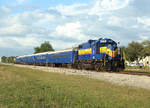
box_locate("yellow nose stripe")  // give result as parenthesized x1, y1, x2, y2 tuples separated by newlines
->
(100, 47, 118, 57)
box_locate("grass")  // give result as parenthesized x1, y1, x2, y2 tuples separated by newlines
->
(125, 69, 150, 73)
(125, 66, 150, 73)
(0, 64, 150, 108)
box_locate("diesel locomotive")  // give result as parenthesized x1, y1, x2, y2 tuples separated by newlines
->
(16, 38, 125, 72)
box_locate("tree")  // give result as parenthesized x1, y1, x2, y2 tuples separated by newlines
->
(34, 41, 54, 54)
(119, 46, 128, 61)
(1, 56, 16, 63)
(141, 40, 150, 57)
(8, 56, 16, 63)
(1, 56, 7, 63)
(34, 47, 41, 54)
(126, 41, 143, 62)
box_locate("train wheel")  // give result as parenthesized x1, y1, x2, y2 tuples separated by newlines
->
(112, 67, 119, 72)
(78, 63, 82, 70)
(67, 64, 72, 69)
(95, 64, 100, 72)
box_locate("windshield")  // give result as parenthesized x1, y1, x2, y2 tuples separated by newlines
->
(112, 44, 117, 48)
(100, 43, 106, 47)
(97, 42, 117, 48)
(107, 43, 117, 47)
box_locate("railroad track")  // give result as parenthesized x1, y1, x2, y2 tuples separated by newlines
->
(2, 63, 150, 77)
(95, 70, 150, 77)
(118, 71, 150, 77)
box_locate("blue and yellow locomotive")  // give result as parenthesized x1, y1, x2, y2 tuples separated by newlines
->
(16, 38, 124, 71)
(76, 38, 124, 71)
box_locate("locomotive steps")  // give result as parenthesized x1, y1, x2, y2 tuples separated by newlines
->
(3, 63, 150, 90)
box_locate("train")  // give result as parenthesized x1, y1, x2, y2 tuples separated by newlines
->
(16, 38, 125, 72)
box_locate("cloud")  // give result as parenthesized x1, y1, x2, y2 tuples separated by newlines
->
(53, 21, 86, 40)
(12, 36, 39, 47)
(139, 34, 149, 40)
(107, 16, 122, 26)
(1, 6, 11, 13)
(0, 6, 11, 17)
(16, 0, 26, 5)
(137, 17, 150, 27)
(0, 24, 29, 36)
(131, 0, 150, 16)
(100, 0, 130, 10)
(89, 0, 131, 16)
(51, 40, 78, 50)
(55, 3, 89, 16)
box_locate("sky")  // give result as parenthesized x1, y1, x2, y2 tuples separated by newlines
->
(0, 0, 150, 57)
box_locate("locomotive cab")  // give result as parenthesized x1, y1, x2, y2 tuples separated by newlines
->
(95, 39, 118, 60)
(93, 38, 123, 71)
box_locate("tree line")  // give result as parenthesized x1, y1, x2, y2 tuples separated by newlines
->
(121, 40, 150, 62)
(1, 56, 16, 63)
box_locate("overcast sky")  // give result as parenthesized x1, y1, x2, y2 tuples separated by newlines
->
(0, 0, 150, 57)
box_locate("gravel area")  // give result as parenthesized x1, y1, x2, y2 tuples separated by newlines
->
(4, 63, 150, 90)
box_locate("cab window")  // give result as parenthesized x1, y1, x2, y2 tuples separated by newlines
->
(107, 44, 111, 47)
(100, 43, 106, 47)
(112, 44, 117, 47)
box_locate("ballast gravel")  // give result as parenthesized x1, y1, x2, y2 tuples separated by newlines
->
(4, 64, 150, 90)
